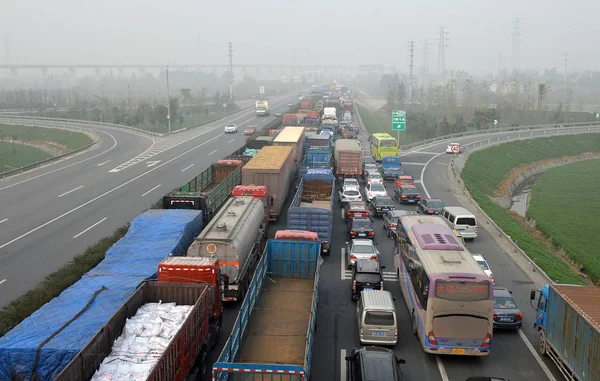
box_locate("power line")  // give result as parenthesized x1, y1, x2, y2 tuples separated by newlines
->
(227, 42, 234, 103)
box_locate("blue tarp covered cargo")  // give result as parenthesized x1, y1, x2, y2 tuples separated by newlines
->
(0, 209, 203, 381)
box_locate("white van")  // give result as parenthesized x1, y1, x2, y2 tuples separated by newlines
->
(356, 290, 397, 346)
(441, 206, 478, 240)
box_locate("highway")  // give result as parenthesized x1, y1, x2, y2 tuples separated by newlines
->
(0, 93, 297, 306)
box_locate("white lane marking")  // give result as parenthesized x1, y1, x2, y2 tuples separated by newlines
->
(340, 209, 345, 219)
(58, 185, 84, 198)
(401, 162, 427, 166)
(340, 248, 347, 280)
(0, 279, 6, 285)
(146, 160, 161, 167)
(518, 329, 558, 381)
(340, 349, 347, 381)
(0, 133, 224, 250)
(73, 217, 107, 239)
(436, 356, 450, 381)
(209, 149, 218, 156)
(181, 164, 194, 172)
(420, 152, 446, 198)
(141, 184, 161, 197)
(0, 218, 8, 225)
(0, 129, 119, 192)
(96, 160, 112, 167)
(228, 138, 235, 144)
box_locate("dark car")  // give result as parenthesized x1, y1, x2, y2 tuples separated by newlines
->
(345, 346, 406, 381)
(493, 287, 523, 329)
(417, 198, 445, 215)
(351, 260, 385, 301)
(344, 201, 370, 220)
(383, 210, 407, 239)
(394, 185, 421, 204)
(347, 217, 375, 240)
(368, 196, 396, 217)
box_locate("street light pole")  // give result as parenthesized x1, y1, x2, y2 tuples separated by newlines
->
(166, 65, 171, 133)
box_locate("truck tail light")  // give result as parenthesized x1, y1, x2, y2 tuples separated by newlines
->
(352, 280, 356, 291)
(427, 331, 438, 346)
(481, 333, 492, 348)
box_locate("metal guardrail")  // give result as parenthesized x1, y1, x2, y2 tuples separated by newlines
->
(448, 124, 600, 285)
(1, 138, 99, 179)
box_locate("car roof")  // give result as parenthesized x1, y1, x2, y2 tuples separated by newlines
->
(374, 196, 393, 202)
(352, 239, 375, 245)
(352, 217, 371, 223)
(401, 185, 418, 190)
(493, 288, 513, 297)
(387, 210, 405, 217)
(368, 172, 382, 176)
(398, 175, 413, 179)
(347, 201, 367, 208)
(471, 254, 486, 261)
(343, 185, 360, 190)
(426, 198, 443, 202)
(356, 260, 381, 273)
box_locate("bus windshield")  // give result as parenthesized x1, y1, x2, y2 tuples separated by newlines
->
(379, 139, 397, 147)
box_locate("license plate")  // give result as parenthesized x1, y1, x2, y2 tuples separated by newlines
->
(359, 233, 366, 237)
(382, 209, 389, 211)
(451, 348, 466, 355)
(373, 331, 385, 337)
(500, 317, 512, 322)
(458, 229, 465, 233)
(364, 288, 373, 291)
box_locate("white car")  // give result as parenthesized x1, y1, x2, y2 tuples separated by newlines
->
(367, 172, 383, 185)
(365, 183, 388, 201)
(472, 254, 494, 284)
(343, 178, 360, 188)
(339, 186, 363, 204)
(224, 122, 238, 133)
(446, 142, 461, 154)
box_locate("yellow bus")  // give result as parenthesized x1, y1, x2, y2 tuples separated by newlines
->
(369, 133, 398, 161)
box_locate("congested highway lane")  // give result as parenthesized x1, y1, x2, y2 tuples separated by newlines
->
(0, 94, 297, 306)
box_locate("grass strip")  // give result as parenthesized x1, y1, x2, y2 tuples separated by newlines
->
(527, 159, 600, 283)
(0, 124, 92, 150)
(0, 142, 52, 172)
(355, 104, 418, 144)
(0, 225, 129, 337)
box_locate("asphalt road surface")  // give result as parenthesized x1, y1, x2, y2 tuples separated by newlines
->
(204, 126, 600, 381)
(0, 93, 297, 306)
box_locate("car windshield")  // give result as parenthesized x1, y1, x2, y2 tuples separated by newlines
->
(226, 123, 235, 127)
(376, 197, 393, 205)
(403, 187, 418, 193)
(353, 219, 372, 228)
(369, 174, 382, 180)
(428, 200, 444, 208)
(364, 311, 395, 325)
(476, 260, 490, 271)
(370, 184, 385, 192)
(345, 180, 359, 187)
(352, 244, 375, 253)
(494, 296, 517, 309)
(345, 189, 360, 196)
(355, 273, 381, 283)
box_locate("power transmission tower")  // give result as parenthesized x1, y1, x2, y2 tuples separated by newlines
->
(408, 41, 415, 103)
(227, 42, 234, 103)
(511, 17, 521, 73)
(562, 52, 569, 85)
(436, 27, 449, 78)
(421, 39, 429, 75)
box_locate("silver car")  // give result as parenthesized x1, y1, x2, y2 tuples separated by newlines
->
(346, 239, 379, 269)
(339, 186, 363, 204)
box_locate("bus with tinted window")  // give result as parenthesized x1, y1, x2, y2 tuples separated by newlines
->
(369, 133, 398, 161)
(393, 215, 493, 356)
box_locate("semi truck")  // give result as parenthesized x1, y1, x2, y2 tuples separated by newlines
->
(231, 185, 271, 233)
(163, 160, 242, 223)
(272, 126, 306, 166)
(187, 196, 267, 302)
(213, 231, 321, 381)
(380, 156, 404, 180)
(323, 107, 337, 120)
(255, 99, 270, 116)
(334, 139, 362, 180)
(288, 169, 335, 254)
(55, 281, 217, 381)
(296, 147, 333, 188)
(242, 146, 296, 221)
(530, 284, 600, 381)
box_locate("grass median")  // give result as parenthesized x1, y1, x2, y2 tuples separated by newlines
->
(527, 159, 600, 283)
(0, 141, 52, 172)
(0, 225, 129, 337)
(461, 133, 600, 284)
(0, 124, 92, 150)
(355, 104, 419, 144)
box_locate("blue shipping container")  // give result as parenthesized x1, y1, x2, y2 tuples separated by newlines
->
(213, 238, 321, 381)
(0, 210, 203, 381)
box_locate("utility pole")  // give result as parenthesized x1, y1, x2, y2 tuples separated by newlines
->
(421, 39, 429, 76)
(227, 42, 234, 104)
(436, 27, 449, 79)
(408, 41, 415, 103)
(511, 17, 521, 74)
(165, 65, 171, 133)
(562, 52, 569, 85)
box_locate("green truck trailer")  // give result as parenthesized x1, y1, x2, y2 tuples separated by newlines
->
(162, 159, 242, 224)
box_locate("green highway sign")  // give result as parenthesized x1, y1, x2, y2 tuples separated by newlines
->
(494, 119, 498, 125)
(392, 110, 406, 131)
(596, 112, 599, 119)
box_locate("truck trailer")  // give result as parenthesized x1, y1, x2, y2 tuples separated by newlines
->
(255, 99, 270, 116)
(213, 231, 321, 381)
(288, 169, 335, 254)
(272, 126, 306, 166)
(296, 147, 333, 185)
(163, 160, 242, 223)
(531, 284, 600, 381)
(334, 139, 362, 179)
(187, 196, 267, 302)
(380, 156, 404, 180)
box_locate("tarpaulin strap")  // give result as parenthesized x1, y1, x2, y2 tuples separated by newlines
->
(29, 286, 108, 381)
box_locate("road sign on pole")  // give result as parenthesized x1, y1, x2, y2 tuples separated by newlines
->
(450, 144, 461, 154)
(259, 86, 265, 94)
(596, 112, 599, 119)
(392, 110, 406, 131)
(494, 119, 498, 126)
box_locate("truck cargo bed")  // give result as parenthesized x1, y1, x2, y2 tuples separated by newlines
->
(299, 200, 331, 210)
(239, 278, 314, 366)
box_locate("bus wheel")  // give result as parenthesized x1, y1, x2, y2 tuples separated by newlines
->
(411, 312, 418, 336)
(538, 330, 547, 356)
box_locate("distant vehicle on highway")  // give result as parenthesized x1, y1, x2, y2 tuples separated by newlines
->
(493, 288, 523, 330)
(472, 254, 494, 284)
(287, 103, 293, 107)
(275, 112, 283, 117)
(224, 122, 238, 133)
(417, 198, 444, 215)
(446, 142, 461, 154)
(244, 125, 257, 135)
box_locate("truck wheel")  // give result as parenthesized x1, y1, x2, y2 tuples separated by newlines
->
(198, 350, 209, 381)
(538, 330, 547, 356)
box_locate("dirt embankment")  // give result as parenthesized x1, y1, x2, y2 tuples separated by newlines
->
(0, 138, 70, 156)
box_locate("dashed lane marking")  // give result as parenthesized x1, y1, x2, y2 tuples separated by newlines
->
(73, 217, 107, 239)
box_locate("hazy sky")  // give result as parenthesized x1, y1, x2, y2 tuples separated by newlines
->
(1, 0, 598, 75)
